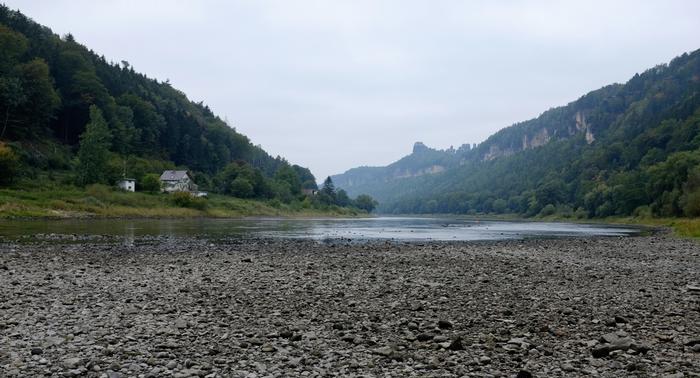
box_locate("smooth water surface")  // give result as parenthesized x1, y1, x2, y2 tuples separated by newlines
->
(0, 217, 640, 242)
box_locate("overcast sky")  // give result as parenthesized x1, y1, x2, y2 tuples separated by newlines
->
(5, 1, 700, 180)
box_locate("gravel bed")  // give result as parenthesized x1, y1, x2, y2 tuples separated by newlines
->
(0, 235, 699, 377)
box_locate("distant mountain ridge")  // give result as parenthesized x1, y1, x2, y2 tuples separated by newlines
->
(332, 142, 469, 192)
(332, 49, 700, 218)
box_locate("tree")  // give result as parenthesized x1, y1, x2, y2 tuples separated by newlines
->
(140, 173, 161, 193)
(76, 106, 112, 186)
(680, 166, 700, 216)
(321, 176, 335, 197)
(0, 142, 19, 186)
(16, 58, 60, 136)
(230, 176, 254, 198)
(336, 189, 351, 207)
(354, 194, 378, 213)
(274, 165, 301, 195)
(318, 176, 336, 205)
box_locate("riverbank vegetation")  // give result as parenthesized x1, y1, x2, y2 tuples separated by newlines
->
(0, 6, 377, 218)
(0, 179, 366, 219)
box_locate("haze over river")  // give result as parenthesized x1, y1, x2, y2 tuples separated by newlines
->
(0, 217, 639, 242)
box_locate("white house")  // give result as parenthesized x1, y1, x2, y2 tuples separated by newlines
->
(160, 170, 198, 193)
(117, 178, 136, 192)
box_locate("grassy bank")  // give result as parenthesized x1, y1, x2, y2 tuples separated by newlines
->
(597, 216, 700, 238)
(524, 213, 700, 238)
(0, 183, 365, 219)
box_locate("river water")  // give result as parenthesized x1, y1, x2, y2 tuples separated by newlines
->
(0, 217, 640, 242)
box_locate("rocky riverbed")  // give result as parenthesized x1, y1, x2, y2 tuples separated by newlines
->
(0, 234, 699, 377)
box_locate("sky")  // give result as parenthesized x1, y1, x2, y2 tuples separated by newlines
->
(5, 1, 700, 180)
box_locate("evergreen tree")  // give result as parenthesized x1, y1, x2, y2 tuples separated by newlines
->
(319, 176, 336, 205)
(76, 105, 111, 186)
(321, 176, 335, 197)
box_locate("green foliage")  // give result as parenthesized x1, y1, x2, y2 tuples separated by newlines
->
(274, 165, 301, 195)
(76, 106, 112, 186)
(0, 7, 318, 194)
(334, 50, 700, 219)
(0, 142, 19, 185)
(336, 189, 351, 207)
(354, 194, 378, 213)
(680, 166, 700, 216)
(140, 173, 161, 193)
(230, 176, 254, 198)
(171, 191, 207, 210)
(320, 177, 336, 205)
(539, 204, 556, 217)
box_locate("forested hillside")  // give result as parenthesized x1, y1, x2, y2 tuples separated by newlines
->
(332, 142, 471, 193)
(0, 5, 318, 198)
(335, 49, 700, 218)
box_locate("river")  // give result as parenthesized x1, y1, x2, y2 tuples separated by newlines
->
(0, 217, 640, 242)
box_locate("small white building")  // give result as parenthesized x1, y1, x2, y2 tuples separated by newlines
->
(117, 178, 136, 192)
(160, 170, 198, 193)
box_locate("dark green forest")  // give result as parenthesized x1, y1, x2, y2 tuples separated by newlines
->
(0, 5, 346, 207)
(335, 49, 700, 219)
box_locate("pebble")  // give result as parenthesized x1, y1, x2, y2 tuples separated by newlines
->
(0, 235, 698, 376)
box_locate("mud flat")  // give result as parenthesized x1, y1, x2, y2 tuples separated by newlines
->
(0, 234, 698, 377)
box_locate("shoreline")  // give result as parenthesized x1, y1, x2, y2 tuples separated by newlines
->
(1, 234, 698, 377)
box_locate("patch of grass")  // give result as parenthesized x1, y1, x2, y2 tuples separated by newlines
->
(0, 184, 366, 219)
(602, 216, 700, 238)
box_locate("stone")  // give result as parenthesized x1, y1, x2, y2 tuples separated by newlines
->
(630, 342, 652, 354)
(447, 337, 464, 351)
(62, 357, 82, 369)
(516, 371, 533, 378)
(30, 348, 43, 355)
(372, 346, 394, 357)
(591, 345, 610, 358)
(600, 333, 633, 351)
(416, 333, 433, 342)
(438, 319, 453, 329)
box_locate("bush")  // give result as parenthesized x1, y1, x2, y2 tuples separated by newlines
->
(681, 190, 700, 217)
(492, 198, 508, 214)
(0, 143, 20, 186)
(632, 205, 652, 218)
(230, 177, 254, 198)
(171, 191, 207, 210)
(140, 173, 162, 193)
(574, 207, 589, 219)
(538, 203, 556, 217)
(85, 184, 112, 200)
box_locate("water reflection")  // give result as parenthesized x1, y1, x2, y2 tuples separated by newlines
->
(0, 217, 640, 242)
